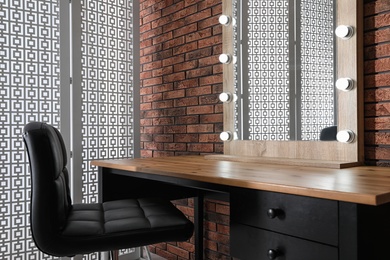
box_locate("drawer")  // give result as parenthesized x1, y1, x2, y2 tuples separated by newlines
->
(231, 189, 338, 245)
(231, 223, 338, 260)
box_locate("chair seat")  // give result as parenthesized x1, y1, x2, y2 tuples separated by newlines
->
(64, 198, 192, 236)
(55, 198, 193, 256)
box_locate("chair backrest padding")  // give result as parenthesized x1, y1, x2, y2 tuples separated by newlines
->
(23, 122, 72, 254)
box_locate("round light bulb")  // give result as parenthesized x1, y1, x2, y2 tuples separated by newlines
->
(219, 15, 231, 26)
(335, 25, 354, 39)
(220, 131, 232, 141)
(336, 78, 354, 91)
(336, 130, 356, 143)
(219, 54, 231, 64)
(219, 92, 232, 103)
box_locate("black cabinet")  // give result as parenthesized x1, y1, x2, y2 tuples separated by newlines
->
(231, 189, 390, 260)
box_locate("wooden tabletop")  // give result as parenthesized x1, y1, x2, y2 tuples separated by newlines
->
(91, 155, 390, 206)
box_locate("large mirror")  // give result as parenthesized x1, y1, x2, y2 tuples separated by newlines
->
(218, 0, 363, 167)
(233, 0, 335, 141)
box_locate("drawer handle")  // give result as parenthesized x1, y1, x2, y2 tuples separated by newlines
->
(267, 208, 283, 219)
(267, 249, 282, 259)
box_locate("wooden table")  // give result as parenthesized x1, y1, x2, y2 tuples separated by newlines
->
(92, 155, 390, 260)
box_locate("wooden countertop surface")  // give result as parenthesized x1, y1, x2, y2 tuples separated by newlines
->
(91, 155, 390, 206)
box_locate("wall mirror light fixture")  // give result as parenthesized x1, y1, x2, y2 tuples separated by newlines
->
(215, 0, 363, 168)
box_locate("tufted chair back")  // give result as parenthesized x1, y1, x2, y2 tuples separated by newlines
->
(23, 122, 72, 252)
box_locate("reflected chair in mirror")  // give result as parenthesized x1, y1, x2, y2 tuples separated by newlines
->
(23, 122, 194, 258)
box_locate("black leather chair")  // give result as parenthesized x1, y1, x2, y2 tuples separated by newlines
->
(23, 122, 194, 257)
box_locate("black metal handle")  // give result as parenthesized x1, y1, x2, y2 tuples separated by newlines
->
(267, 249, 281, 260)
(267, 208, 282, 219)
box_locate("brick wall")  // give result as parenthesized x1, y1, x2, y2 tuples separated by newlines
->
(139, 0, 390, 259)
(139, 0, 223, 159)
(139, 0, 227, 259)
(364, 0, 390, 167)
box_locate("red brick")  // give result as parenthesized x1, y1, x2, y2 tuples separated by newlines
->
(174, 97, 199, 107)
(142, 78, 162, 87)
(364, 0, 390, 16)
(186, 86, 212, 96)
(187, 105, 214, 114)
(175, 115, 199, 125)
(199, 94, 219, 105)
(153, 49, 174, 61)
(144, 142, 164, 150)
(365, 132, 390, 145)
(365, 103, 390, 117)
(364, 73, 390, 88)
(185, 9, 212, 24)
(186, 67, 213, 78)
(175, 78, 199, 89)
(163, 71, 186, 83)
(140, 102, 152, 111)
(153, 151, 175, 157)
(163, 36, 186, 50)
(167, 244, 190, 259)
(161, 1, 185, 16)
(216, 203, 230, 215)
(173, 42, 198, 55)
(151, 99, 173, 109)
(186, 28, 212, 42)
(365, 147, 390, 160)
(199, 134, 220, 142)
(217, 224, 230, 235)
(365, 117, 390, 130)
(154, 134, 174, 143)
(187, 143, 214, 152)
(174, 23, 198, 38)
(153, 83, 174, 93)
(200, 114, 222, 123)
(198, 35, 222, 48)
(185, 47, 213, 60)
(198, 0, 220, 10)
(205, 230, 229, 245)
(143, 126, 164, 134)
(364, 12, 390, 30)
(164, 143, 187, 151)
(163, 89, 186, 99)
(187, 124, 214, 133)
(142, 93, 163, 103)
(174, 60, 199, 72)
(199, 74, 222, 85)
(153, 117, 174, 125)
(164, 125, 187, 133)
(140, 118, 153, 127)
(174, 134, 199, 143)
(163, 54, 185, 67)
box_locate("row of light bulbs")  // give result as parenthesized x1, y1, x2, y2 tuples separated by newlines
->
(218, 15, 356, 143)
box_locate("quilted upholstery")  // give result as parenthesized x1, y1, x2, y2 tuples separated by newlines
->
(23, 122, 194, 257)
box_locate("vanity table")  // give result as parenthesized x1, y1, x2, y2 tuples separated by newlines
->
(92, 155, 390, 260)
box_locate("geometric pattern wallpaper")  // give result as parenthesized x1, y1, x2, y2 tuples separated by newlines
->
(80, 0, 136, 258)
(80, 0, 135, 205)
(300, 0, 334, 140)
(0, 0, 136, 259)
(247, 0, 290, 141)
(0, 1, 61, 259)
(238, 0, 335, 141)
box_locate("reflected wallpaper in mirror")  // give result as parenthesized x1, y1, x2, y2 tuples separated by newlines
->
(233, 0, 335, 141)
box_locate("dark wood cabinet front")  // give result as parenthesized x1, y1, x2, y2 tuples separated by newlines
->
(231, 189, 390, 260)
(231, 223, 338, 260)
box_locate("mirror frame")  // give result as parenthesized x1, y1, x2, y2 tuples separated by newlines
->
(218, 0, 364, 168)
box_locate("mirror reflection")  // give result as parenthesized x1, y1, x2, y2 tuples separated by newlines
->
(233, 0, 336, 141)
